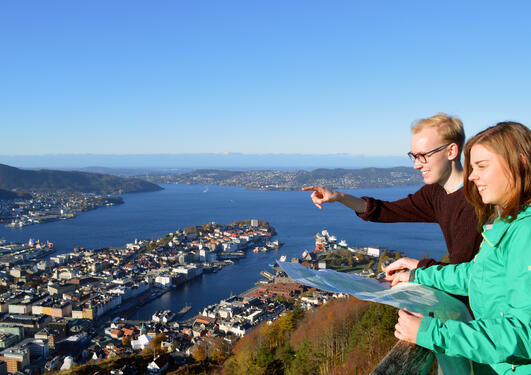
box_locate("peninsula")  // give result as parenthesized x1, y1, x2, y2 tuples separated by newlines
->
(0, 163, 163, 195)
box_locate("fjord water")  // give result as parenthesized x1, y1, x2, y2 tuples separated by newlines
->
(0, 184, 445, 319)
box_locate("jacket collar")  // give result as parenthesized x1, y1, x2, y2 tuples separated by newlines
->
(482, 205, 531, 247)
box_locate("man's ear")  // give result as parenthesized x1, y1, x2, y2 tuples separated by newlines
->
(447, 143, 459, 161)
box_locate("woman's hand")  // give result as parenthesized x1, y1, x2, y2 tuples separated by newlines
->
(385, 257, 419, 277)
(387, 269, 411, 287)
(394, 308, 424, 344)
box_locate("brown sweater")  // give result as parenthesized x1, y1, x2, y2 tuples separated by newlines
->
(357, 184, 482, 267)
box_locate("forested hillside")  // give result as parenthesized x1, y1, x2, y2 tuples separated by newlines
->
(220, 297, 397, 375)
(0, 163, 162, 194)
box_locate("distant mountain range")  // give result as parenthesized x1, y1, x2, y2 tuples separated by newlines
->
(0, 153, 411, 169)
(142, 167, 424, 190)
(0, 164, 163, 195)
(72, 166, 191, 177)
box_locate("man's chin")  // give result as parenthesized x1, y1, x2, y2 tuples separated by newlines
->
(423, 176, 436, 185)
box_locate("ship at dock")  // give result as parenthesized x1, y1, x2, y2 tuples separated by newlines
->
(217, 251, 245, 260)
(252, 240, 284, 254)
(202, 263, 222, 273)
(150, 306, 192, 324)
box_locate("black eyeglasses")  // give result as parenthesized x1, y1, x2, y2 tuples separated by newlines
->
(408, 143, 452, 164)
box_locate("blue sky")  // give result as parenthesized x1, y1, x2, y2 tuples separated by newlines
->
(1, 1, 531, 157)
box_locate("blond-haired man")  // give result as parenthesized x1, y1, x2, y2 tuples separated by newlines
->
(303, 113, 482, 284)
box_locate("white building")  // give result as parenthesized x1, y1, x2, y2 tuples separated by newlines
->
(199, 249, 217, 262)
(231, 323, 250, 337)
(155, 275, 172, 288)
(173, 265, 203, 280)
(367, 247, 381, 257)
(60, 356, 75, 370)
(131, 334, 152, 351)
(147, 355, 169, 374)
(109, 282, 149, 300)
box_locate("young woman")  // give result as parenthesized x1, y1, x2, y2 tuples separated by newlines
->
(393, 122, 531, 374)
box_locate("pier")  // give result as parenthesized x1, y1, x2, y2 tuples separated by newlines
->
(177, 305, 192, 316)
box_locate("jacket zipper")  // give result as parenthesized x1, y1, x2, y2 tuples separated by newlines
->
(468, 239, 484, 312)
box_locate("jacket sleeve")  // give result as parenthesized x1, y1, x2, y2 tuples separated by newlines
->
(412, 262, 472, 296)
(416, 222, 531, 364)
(357, 185, 437, 223)
(416, 316, 531, 364)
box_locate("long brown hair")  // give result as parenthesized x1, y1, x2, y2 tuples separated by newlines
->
(464, 121, 531, 228)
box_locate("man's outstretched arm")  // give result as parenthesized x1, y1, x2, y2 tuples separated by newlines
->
(302, 186, 367, 213)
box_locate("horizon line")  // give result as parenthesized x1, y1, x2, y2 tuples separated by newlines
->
(0, 152, 406, 157)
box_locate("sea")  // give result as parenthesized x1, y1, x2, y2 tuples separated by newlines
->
(0, 184, 446, 320)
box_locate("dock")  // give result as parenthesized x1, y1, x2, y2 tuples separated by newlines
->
(260, 270, 275, 280)
(177, 305, 192, 315)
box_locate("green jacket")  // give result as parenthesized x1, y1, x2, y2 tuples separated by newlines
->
(412, 205, 531, 374)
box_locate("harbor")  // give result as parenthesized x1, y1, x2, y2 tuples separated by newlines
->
(0, 184, 446, 325)
(0, 184, 449, 373)
(0, 238, 56, 264)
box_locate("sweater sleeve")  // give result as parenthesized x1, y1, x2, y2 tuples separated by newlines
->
(417, 258, 447, 268)
(357, 185, 437, 223)
(416, 221, 531, 365)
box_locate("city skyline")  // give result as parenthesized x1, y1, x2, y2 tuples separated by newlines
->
(2, 1, 531, 157)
